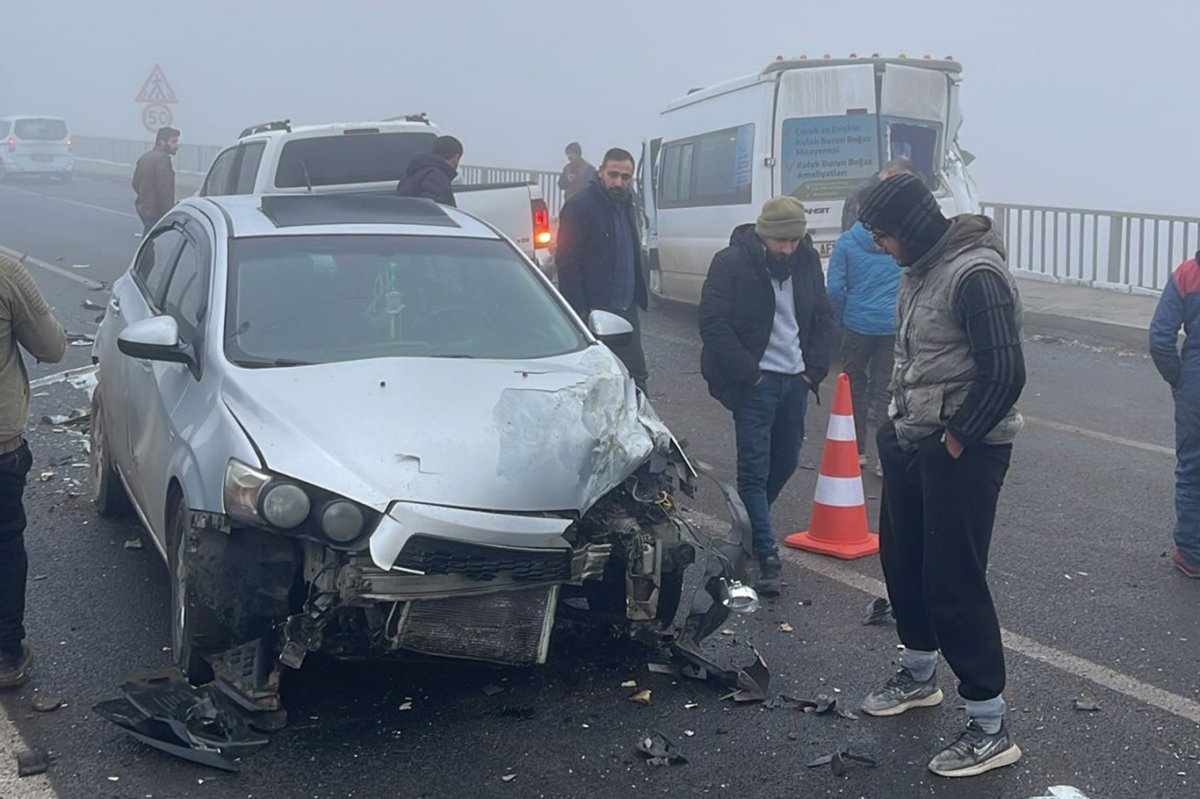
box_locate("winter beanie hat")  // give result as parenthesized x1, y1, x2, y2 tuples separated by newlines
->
(858, 173, 950, 261)
(755, 196, 808, 240)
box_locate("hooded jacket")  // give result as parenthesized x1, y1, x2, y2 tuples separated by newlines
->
(396, 153, 457, 207)
(699, 224, 835, 412)
(132, 146, 176, 221)
(827, 222, 901, 336)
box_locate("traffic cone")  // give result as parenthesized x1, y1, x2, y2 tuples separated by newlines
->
(784, 373, 879, 559)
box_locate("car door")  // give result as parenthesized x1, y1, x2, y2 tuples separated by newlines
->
(107, 223, 185, 484)
(127, 220, 212, 539)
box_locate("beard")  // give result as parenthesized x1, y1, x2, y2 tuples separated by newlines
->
(606, 186, 628, 202)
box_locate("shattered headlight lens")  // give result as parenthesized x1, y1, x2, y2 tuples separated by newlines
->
(223, 459, 272, 525)
(320, 500, 365, 542)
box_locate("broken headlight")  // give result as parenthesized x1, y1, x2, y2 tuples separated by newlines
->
(222, 459, 378, 547)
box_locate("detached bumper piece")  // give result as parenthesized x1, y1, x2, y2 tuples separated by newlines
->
(395, 535, 571, 582)
(94, 670, 269, 772)
(389, 585, 559, 665)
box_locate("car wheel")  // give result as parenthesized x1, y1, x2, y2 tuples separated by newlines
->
(169, 495, 228, 685)
(90, 388, 132, 517)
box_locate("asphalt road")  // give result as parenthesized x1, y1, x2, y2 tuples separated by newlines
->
(0, 175, 1195, 799)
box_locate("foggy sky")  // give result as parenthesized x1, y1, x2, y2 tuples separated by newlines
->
(7, 0, 1198, 216)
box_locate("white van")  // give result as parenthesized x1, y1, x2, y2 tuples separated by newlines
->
(0, 116, 74, 181)
(638, 56, 980, 304)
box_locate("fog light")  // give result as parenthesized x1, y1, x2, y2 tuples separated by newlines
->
(321, 500, 364, 542)
(261, 483, 310, 529)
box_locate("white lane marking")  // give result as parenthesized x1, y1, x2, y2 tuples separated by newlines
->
(0, 184, 139, 220)
(813, 475, 865, 507)
(0, 243, 105, 290)
(685, 508, 1200, 727)
(826, 413, 856, 442)
(1024, 414, 1174, 457)
(0, 704, 58, 797)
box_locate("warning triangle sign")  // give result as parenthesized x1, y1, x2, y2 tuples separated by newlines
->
(135, 64, 178, 104)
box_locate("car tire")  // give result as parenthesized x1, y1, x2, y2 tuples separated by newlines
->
(169, 496, 297, 685)
(90, 388, 132, 517)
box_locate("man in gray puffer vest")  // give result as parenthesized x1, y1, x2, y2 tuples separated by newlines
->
(855, 174, 1026, 779)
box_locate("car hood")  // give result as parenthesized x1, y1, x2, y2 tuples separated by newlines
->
(221, 346, 672, 515)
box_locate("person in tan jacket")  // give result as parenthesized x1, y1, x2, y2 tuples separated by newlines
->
(0, 255, 65, 687)
(132, 126, 180, 234)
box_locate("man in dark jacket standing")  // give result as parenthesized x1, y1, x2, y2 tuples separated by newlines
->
(396, 136, 463, 207)
(556, 148, 648, 392)
(1149, 253, 1200, 578)
(132, 126, 179, 234)
(698, 196, 834, 596)
(856, 173, 1025, 779)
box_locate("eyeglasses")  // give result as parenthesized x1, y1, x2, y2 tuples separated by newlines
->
(865, 224, 887, 246)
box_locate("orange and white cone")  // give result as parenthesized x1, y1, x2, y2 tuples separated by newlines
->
(784, 372, 880, 560)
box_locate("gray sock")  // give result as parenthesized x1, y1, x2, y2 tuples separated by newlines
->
(898, 648, 938, 682)
(965, 695, 1006, 734)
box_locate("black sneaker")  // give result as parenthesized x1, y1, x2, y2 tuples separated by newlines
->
(860, 667, 944, 716)
(756, 553, 782, 597)
(928, 719, 1022, 778)
(0, 643, 32, 688)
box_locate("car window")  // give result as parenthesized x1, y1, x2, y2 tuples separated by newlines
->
(225, 235, 587, 367)
(274, 132, 437, 188)
(162, 238, 206, 338)
(233, 142, 265, 195)
(202, 148, 238, 196)
(135, 227, 185, 308)
(13, 118, 67, 141)
(0, 122, 10, 138)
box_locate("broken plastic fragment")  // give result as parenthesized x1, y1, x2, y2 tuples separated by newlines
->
(629, 689, 652, 705)
(16, 749, 48, 777)
(399, 701, 414, 711)
(501, 774, 517, 782)
(683, 702, 699, 710)
(482, 684, 504, 697)
(863, 597, 893, 626)
(779, 622, 794, 633)
(1073, 698, 1102, 712)
(123, 538, 144, 550)
(38, 472, 54, 482)
(620, 680, 638, 689)
(635, 730, 688, 767)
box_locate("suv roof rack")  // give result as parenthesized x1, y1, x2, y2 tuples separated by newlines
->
(380, 113, 431, 125)
(238, 119, 291, 138)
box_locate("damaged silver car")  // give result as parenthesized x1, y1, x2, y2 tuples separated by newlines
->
(91, 193, 754, 710)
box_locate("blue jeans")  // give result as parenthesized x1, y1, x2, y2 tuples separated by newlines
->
(733, 373, 809, 558)
(1174, 371, 1200, 563)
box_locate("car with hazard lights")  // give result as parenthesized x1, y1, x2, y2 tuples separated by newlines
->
(0, 116, 74, 181)
(89, 191, 753, 706)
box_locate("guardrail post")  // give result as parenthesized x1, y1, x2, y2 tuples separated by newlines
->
(1106, 215, 1124, 284)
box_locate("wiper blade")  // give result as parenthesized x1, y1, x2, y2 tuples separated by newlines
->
(235, 358, 313, 368)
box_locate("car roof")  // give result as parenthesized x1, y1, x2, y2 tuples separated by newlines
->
(236, 120, 435, 143)
(0, 115, 68, 122)
(186, 194, 503, 240)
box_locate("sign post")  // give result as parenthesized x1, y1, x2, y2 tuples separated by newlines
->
(136, 64, 178, 134)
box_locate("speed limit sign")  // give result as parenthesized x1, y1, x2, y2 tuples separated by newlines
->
(141, 103, 174, 133)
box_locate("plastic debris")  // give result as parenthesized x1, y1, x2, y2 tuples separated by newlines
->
(398, 701, 414, 711)
(621, 680, 638, 689)
(482, 684, 504, 697)
(629, 689, 652, 705)
(82, 299, 105, 311)
(31, 694, 64, 713)
(670, 639, 770, 703)
(501, 774, 517, 783)
(779, 622, 794, 633)
(807, 748, 877, 776)
(635, 730, 688, 767)
(16, 749, 48, 777)
(769, 693, 858, 720)
(38, 472, 55, 482)
(863, 597, 894, 626)
(123, 538, 144, 550)
(1073, 698, 1102, 712)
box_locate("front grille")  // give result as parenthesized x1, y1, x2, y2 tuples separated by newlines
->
(395, 535, 571, 582)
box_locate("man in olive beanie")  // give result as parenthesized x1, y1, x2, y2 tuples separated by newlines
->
(699, 196, 834, 596)
(856, 173, 1026, 779)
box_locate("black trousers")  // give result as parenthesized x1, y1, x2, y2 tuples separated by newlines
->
(841, 330, 895, 456)
(609, 304, 649, 394)
(876, 422, 1010, 701)
(0, 443, 32, 655)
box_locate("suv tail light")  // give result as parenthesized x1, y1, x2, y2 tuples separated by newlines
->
(66, 136, 73, 151)
(6, 138, 14, 152)
(532, 199, 552, 249)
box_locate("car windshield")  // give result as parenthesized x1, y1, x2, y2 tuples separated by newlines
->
(225, 235, 587, 366)
(14, 118, 68, 140)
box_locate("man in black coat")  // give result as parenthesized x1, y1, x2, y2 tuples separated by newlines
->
(699, 196, 835, 595)
(555, 147, 648, 392)
(397, 136, 463, 207)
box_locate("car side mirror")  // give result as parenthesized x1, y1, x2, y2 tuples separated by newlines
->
(118, 315, 192, 365)
(588, 310, 634, 346)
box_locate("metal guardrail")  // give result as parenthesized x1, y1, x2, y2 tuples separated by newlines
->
(983, 202, 1200, 294)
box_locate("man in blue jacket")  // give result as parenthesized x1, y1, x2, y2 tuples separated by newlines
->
(1150, 253, 1200, 578)
(827, 221, 901, 475)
